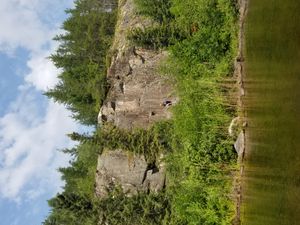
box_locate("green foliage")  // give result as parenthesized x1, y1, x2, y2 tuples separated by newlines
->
(45, 0, 118, 125)
(133, 0, 238, 224)
(169, 0, 238, 66)
(97, 188, 170, 225)
(130, 0, 188, 49)
(48, 193, 94, 216)
(45, 0, 239, 224)
(131, 0, 237, 61)
(44, 192, 98, 225)
(45, 187, 170, 225)
(134, 0, 173, 23)
(95, 121, 173, 163)
(44, 121, 173, 224)
(44, 135, 100, 224)
(68, 132, 94, 143)
(59, 141, 99, 197)
(170, 0, 237, 35)
(129, 23, 186, 49)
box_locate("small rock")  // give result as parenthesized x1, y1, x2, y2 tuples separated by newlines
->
(234, 131, 245, 157)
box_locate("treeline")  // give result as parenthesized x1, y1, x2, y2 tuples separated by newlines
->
(44, 0, 239, 224)
(45, 0, 117, 125)
(45, 187, 170, 225)
(43, 0, 116, 224)
(43, 123, 172, 225)
(44, 123, 173, 225)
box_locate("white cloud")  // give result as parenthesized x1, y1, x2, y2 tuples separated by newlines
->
(25, 49, 60, 91)
(0, 1, 48, 53)
(0, 89, 79, 200)
(0, 0, 73, 54)
(0, 0, 73, 92)
(0, 0, 80, 203)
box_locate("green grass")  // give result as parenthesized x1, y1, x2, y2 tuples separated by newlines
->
(131, 0, 239, 223)
(163, 60, 237, 225)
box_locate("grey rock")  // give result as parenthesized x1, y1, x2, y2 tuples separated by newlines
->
(95, 150, 166, 197)
(234, 131, 245, 157)
(95, 0, 171, 200)
(97, 0, 177, 129)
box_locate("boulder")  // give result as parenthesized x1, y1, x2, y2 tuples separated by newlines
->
(95, 150, 166, 197)
(234, 131, 245, 158)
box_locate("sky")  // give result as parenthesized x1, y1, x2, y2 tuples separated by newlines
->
(0, 0, 82, 224)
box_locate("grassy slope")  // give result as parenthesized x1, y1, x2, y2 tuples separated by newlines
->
(132, 0, 239, 224)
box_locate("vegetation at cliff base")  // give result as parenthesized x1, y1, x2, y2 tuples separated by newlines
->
(131, 0, 238, 223)
(44, 0, 239, 224)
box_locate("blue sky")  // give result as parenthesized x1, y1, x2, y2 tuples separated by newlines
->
(0, 1, 82, 224)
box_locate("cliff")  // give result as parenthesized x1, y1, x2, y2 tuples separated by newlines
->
(95, 0, 176, 198)
(97, 0, 177, 130)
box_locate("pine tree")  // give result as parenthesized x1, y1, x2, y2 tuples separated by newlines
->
(45, 0, 117, 125)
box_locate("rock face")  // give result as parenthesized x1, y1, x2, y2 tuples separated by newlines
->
(98, 0, 177, 129)
(98, 48, 176, 129)
(95, 150, 166, 197)
(95, 0, 174, 198)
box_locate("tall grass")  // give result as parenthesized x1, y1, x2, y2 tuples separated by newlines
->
(132, 0, 239, 224)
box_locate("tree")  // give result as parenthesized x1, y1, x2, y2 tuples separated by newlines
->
(44, 192, 97, 225)
(45, 0, 118, 125)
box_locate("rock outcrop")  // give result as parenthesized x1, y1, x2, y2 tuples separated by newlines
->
(98, 0, 177, 130)
(95, 150, 166, 197)
(95, 0, 175, 198)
